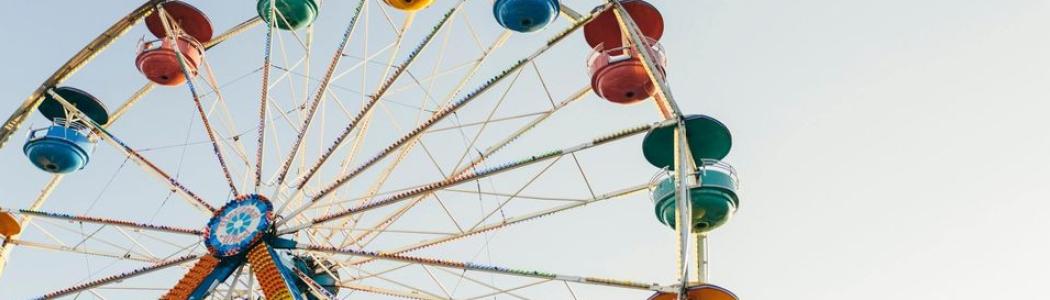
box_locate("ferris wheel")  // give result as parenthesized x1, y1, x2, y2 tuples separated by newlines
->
(0, 0, 744, 299)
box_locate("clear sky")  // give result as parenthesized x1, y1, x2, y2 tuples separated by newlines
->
(1, 0, 1049, 299)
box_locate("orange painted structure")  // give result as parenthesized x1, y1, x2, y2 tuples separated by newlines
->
(160, 255, 221, 300)
(0, 212, 20, 236)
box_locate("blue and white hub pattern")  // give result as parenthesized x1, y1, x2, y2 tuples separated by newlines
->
(205, 194, 275, 257)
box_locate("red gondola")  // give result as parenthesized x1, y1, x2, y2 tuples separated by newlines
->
(135, 1, 213, 86)
(588, 38, 666, 104)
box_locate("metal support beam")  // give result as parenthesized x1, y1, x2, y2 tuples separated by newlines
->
(292, 243, 672, 293)
(695, 234, 709, 284)
(559, 4, 584, 23)
(37, 255, 199, 299)
(609, 2, 701, 298)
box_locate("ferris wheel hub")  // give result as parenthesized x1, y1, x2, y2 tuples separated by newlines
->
(204, 194, 275, 257)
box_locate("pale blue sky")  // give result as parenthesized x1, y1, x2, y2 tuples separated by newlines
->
(2, 0, 1049, 299)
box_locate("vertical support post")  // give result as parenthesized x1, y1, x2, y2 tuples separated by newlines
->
(610, 2, 700, 298)
(673, 121, 693, 299)
(696, 233, 708, 284)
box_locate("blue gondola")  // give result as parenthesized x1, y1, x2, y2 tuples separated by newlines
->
(24, 122, 95, 174)
(23, 87, 109, 174)
(494, 0, 560, 33)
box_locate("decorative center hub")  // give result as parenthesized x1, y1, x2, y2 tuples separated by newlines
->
(204, 194, 274, 257)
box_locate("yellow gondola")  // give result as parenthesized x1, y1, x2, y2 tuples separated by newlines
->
(384, 0, 434, 12)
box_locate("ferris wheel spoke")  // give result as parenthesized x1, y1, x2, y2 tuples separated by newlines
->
(31, 218, 162, 262)
(280, 3, 463, 204)
(37, 254, 199, 299)
(349, 184, 648, 267)
(156, 7, 242, 196)
(332, 75, 498, 240)
(461, 278, 549, 300)
(433, 64, 527, 181)
(383, 59, 482, 95)
(312, 28, 519, 247)
(332, 42, 401, 81)
(333, 261, 531, 299)
(92, 286, 168, 292)
(209, 17, 263, 48)
(45, 89, 216, 214)
(418, 259, 454, 299)
(344, 263, 450, 300)
(198, 58, 259, 186)
(310, 225, 455, 236)
(339, 282, 446, 300)
(333, 85, 591, 248)
(4, 238, 158, 263)
(269, 10, 314, 164)
(291, 178, 467, 212)
(109, 84, 156, 123)
(304, 7, 495, 212)
(463, 156, 564, 232)
(278, 14, 600, 226)
(430, 266, 531, 300)
(320, 106, 448, 249)
(16, 209, 203, 236)
(280, 120, 665, 235)
(135, 228, 207, 255)
(290, 243, 665, 293)
(439, 189, 589, 203)
(470, 85, 590, 166)
(425, 111, 549, 134)
(312, 17, 498, 213)
(255, 4, 278, 192)
(113, 227, 159, 259)
(272, 0, 367, 190)
(339, 260, 414, 283)
(530, 62, 600, 200)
